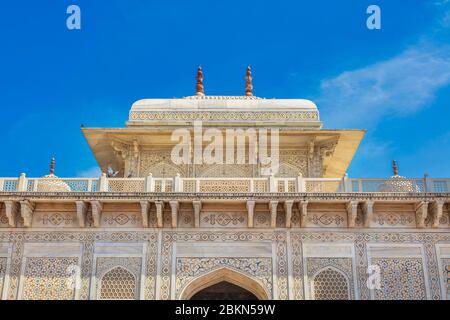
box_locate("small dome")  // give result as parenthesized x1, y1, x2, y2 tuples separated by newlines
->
(378, 160, 420, 192)
(378, 175, 420, 192)
(37, 158, 71, 192)
(37, 175, 71, 192)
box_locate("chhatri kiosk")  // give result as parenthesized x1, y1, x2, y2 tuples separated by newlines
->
(0, 67, 449, 300)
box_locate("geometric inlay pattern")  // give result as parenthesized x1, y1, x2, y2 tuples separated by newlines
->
(96, 257, 142, 300)
(22, 257, 78, 300)
(0, 257, 6, 296)
(372, 257, 427, 300)
(442, 259, 450, 300)
(312, 268, 350, 300)
(306, 257, 354, 299)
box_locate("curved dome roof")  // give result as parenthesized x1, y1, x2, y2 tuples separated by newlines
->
(128, 96, 321, 128)
(36, 158, 71, 192)
(131, 96, 318, 111)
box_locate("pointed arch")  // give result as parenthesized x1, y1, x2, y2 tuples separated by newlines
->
(97, 266, 137, 300)
(179, 267, 269, 300)
(145, 162, 185, 177)
(275, 162, 303, 177)
(311, 266, 350, 300)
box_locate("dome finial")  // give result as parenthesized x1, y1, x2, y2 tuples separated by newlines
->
(49, 157, 55, 176)
(393, 160, 398, 176)
(245, 65, 253, 96)
(196, 66, 204, 96)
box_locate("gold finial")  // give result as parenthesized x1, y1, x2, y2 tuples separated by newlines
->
(49, 157, 55, 175)
(196, 66, 204, 96)
(393, 160, 398, 176)
(245, 65, 253, 96)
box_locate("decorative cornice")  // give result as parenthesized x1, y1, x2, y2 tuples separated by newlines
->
(1, 192, 448, 202)
(129, 110, 320, 123)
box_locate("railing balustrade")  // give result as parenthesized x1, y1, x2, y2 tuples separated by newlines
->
(0, 175, 448, 193)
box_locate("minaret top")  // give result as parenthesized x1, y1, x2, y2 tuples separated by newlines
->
(49, 157, 55, 176)
(393, 160, 399, 176)
(196, 66, 204, 96)
(245, 65, 253, 96)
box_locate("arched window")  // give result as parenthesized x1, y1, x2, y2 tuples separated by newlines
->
(98, 266, 137, 300)
(312, 267, 350, 300)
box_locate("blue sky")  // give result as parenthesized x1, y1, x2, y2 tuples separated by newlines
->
(0, 0, 449, 178)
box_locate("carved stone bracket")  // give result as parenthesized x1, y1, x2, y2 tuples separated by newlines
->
(193, 201, 201, 228)
(415, 201, 429, 228)
(139, 201, 150, 228)
(246, 200, 255, 228)
(4, 200, 19, 227)
(430, 200, 445, 228)
(90, 201, 103, 228)
(269, 201, 278, 228)
(155, 201, 165, 228)
(75, 201, 88, 228)
(298, 200, 308, 227)
(111, 140, 130, 160)
(284, 200, 294, 228)
(361, 200, 374, 228)
(346, 200, 359, 228)
(20, 200, 35, 227)
(169, 201, 179, 228)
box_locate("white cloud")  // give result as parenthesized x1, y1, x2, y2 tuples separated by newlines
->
(317, 44, 450, 128)
(77, 166, 102, 178)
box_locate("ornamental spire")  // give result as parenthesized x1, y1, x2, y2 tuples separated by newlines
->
(245, 65, 253, 96)
(392, 160, 398, 176)
(196, 66, 204, 96)
(49, 157, 55, 176)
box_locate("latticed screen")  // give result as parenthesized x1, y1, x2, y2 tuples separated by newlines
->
(312, 268, 349, 300)
(98, 267, 137, 300)
(3, 180, 17, 191)
(108, 180, 145, 192)
(433, 181, 448, 192)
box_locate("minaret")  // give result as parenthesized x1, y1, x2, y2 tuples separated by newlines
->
(196, 66, 205, 96)
(245, 65, 253, 96)
(392, 160, 398, 176)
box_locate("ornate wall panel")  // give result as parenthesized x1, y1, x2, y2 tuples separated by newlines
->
(140, 151, 187, 177)
(159, 232, 288, 300)
(371, 204, 417, 228)
(312, 267, 350, 300)
(0, 232, 158, 300)
(372, 213, 416, 228)
(175, 257, 272, 299)
(201, 212, 247, 228)
(442, 259, 450, 300)
(197, 164, 253, 178)
(21, 257, 78, 300)
(101, 213, 142, 228)
(6, 240, 24, 300)
(372, 257, 426, 300)
(0, 204, 9, 227)
(277, 150, 308, 177)
(138, 148, 312, 178)
(0, 257, 7, 297)
(33, 212, 78, 228)
(0, 230, 448, 300)
(307, 258, 354, 300)
(291, 232, 450, 300)
(96, 257, 142, 300)
(254, 211, 270, 228)
(307, 213, 347, 228)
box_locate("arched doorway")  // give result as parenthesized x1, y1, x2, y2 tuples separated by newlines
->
(179, 267, 269, 300)
(191, 281, 258, 300)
